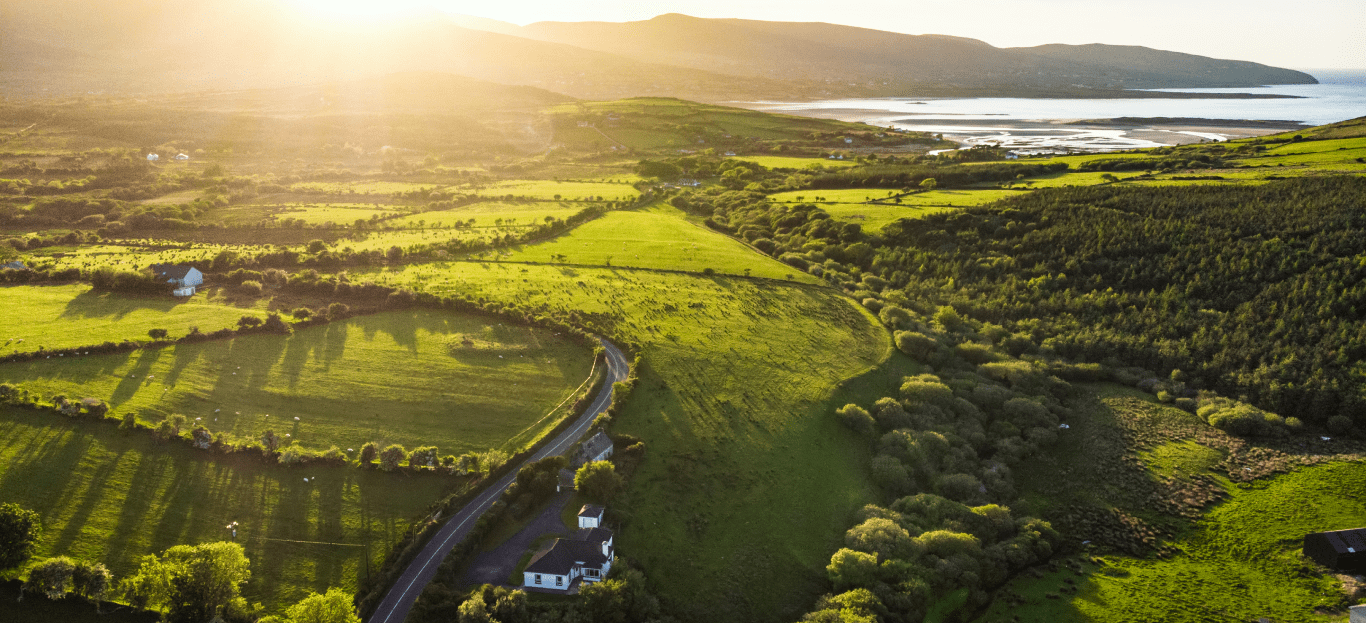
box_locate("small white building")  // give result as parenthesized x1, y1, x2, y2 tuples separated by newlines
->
(844, 138, 853, 144)
(523, 516, 614, 591)
(578, 504, 605, 529)
(2, 260, 26, 271)
(150, 263, 203, 297)
(175, 153, 190, 160)
(1004, 151, 1020, 160)
(146, 153, 159, 161)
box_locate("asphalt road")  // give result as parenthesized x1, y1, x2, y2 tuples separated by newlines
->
(367, 338, 631, 623)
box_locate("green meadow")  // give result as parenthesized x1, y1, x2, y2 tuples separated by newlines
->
(290, 181, 445, 195)
(0, 309, 594, 456)
(476, 180, 640, 201)
(388, 201, 588, 228)
(0, 403, 453, 614)
(499, 204, 815, 281)
(817, 203, 955, 231)
(0, 285, 265, 354)
(348, 255, 889, 619)
(735, 155, 859, 169)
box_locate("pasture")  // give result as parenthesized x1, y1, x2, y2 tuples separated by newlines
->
(498, 204, 815, 281)
(0, 404, 454, 614)
(387, 201, 588, 229)
(0, 309, 595, 456)
(346, 260, 890, 620)
(817, 203, 955, 231)
(0, 284, 265, 354)
(290, 181, 446, 195)
(735, 155, 859, 170)
(474, 180, 639, 202)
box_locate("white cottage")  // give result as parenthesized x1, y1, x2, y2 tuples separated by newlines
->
(147, 153, 159, 161)
(523, 517, 614, 591)
(572, 431, 614, 467)
(150, 263, 204, 297)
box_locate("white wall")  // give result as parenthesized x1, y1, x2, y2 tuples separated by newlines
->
(525, 571, 571, 589)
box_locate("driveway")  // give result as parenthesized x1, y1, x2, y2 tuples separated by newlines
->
(460, 490, 574, 587)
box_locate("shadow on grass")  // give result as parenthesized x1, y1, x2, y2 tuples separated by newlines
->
(59, 288, 186, 321)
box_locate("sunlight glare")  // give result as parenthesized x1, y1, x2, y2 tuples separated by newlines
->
(283, 0, 437, 22)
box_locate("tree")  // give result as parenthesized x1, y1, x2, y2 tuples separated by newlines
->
(379, 444, 407, 471)
(307, 239, 327, 254)
(148, 328, 169, 339)
(575, 461, 623, 503)
(285, 587, 360, 623)
(124, 542, 250, 622)
(0, 502, 42, 570)
(827, 548, 879, 591)
(836, 403, 876, 436)
(359, 442, 378, 465)
(919, 177, 937, 191)
(23, 556, 75, 600)
(408, 446, 438, 470)
(72, 560, 112, 606)
(261, 429, 281, 455)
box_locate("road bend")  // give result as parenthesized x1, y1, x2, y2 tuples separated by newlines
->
(367, 338, 631, 623)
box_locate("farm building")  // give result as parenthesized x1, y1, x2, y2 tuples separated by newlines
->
(175, 153, 190, 160)
(573, 431, 614, 467)
(1303, 527, 1366, 572)
(150, 263, 204, 297)
(523, 507, 614, 592)
(2, 260, 26, 270)
(556, 468, 577, 493)
(146, 153, 158, 161)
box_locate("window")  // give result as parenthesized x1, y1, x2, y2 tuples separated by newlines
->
(556, 576, 563, 587)
(534, 574, 542, 585)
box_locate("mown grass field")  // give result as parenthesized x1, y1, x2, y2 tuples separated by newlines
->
(0, 404, 454, 615)
(499, 204, 815, 281)
(976, 384, 1365, 623)
(818, 203, 956, 231)
(331, 227, 518, 252)
(0, 309, 594, 456)
(0, 284, 265, 354)
(475, 180, 639, 202)
(349, 255, 890, 621)
(388, 201, 588, 229)
(734, 155, 859, 170)
(290, 181, 444, 195)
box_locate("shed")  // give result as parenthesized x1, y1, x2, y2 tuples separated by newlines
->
(147, 153, 159, 161)
(175, 153, 190, 160)
(1303, 527, 1366, 572)
(577, 504, 605, 529)
(2, 260, 25, 270)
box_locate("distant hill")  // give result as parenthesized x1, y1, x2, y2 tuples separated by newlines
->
(0, 2, 1316, 102)
(514, 13, 1316, 91)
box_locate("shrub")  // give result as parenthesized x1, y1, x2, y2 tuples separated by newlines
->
(408, 446, 438, 470)
(1327, 415, 1354, 434)
(119, 411, 137, 430)
(379, 444, 407, 471)
(238, 280, 264, 295)
(279, 446, 305, 465)
(0, 502, 42, 570)
(24, 556, 76, 599)
(359, 442, 378, 465)
(894, 331, 937, 360)
(837, 403, 876, 436)
(575, 461, 623, 503)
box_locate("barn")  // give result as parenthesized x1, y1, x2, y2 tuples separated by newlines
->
(1303, 527, 1366, 572)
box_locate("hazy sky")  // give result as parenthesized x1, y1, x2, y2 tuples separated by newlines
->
(291, 0, 1365, 69)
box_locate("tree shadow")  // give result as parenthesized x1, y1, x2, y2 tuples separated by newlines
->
(59, 288, 185, 321)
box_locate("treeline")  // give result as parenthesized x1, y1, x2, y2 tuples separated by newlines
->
(807, 162, 1069, 190)
(699, 176, 1366, 431)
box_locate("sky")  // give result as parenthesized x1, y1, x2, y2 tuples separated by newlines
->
(285, 0, 1366, 69)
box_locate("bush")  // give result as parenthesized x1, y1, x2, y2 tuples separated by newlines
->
(379, 444, 407, 471)
(1327, 415, 1354, 434)
(24, 556, 76, 599)
(359, 442, 378, 465)
(0, 502, 42, 570)
(894, 331, 938, 360)
(837, 403, 876, 436)
(575, 461, 623, 503)
(238, 280, 264, 295)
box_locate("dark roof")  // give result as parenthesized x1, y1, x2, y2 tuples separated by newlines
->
(573, 527, 613, 543)
(558, 468, 576, 488)
(150, 264, 196, 279)
(1310, 528, 1366, 554)
(578, 431, 613, 460)
(524, 536, 610, 575)
(578, 504, 605, 519)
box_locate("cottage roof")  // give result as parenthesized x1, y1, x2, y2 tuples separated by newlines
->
(524, 533, 611, 575)
(558, 468, 576, 487)
(1312, 527, 1366, 554)
(578, 504, 605, 520)
(150, 263, 196, 279)
(578, 431, 613, 460)
(573, 527, 613, 543)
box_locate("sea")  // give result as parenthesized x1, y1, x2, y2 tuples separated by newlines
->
(750, 70, 1366, 152)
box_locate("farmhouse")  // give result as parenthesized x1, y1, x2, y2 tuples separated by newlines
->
(573, 431, 614, 467)
(2, 260, 26, 270)
(523, 506, 614, 592)
(175, 153, 190, 160)
(146, 153, 159, 161)
(1303, 527, 1366, 572)
(150, 263, 204, 297)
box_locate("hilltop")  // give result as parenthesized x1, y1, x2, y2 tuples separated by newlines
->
(0, 1, 1315, 101)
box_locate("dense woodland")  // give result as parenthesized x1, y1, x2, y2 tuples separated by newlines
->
(683, 172, 1366, 431)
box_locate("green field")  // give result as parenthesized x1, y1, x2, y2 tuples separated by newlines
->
(291, 181, 446, 195)
(818, 203, 955, 231)
(734, 155, 859, 169)
(476, 180, 640, 201)
(388, 201, 588, 229)
(0, 404, 452, 614)
(498, 204, 815, 281)
(0, 309, 594, 456)
(977, 384, 1364, 622)
(346, 256, 889, 620)
(331, 227, 517, 253)
(0, 284, 265, 355)
(264, 205, 404, 226)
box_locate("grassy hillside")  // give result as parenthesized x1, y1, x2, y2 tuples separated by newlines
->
(0, 404, 455, 614)
(0, 284, 265, 355)
(0, 309, 594, 456)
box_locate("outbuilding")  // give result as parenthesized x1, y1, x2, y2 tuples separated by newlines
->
(1303, 527, 1366, 572)
(150, 263, 204, 297)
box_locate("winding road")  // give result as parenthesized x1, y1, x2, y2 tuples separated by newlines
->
(367, 338, 631, 623)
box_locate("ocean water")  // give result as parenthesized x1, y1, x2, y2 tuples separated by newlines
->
(752, 70, 1366, 151)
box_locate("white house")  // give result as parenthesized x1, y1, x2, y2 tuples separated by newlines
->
(150, 263, 203, 297)
(578, 504, 605, 529)
(524, 516, 614, 591)
(1004, 151, 1020, 160)
(147, 153, 159, 161)
(175, 153, 190, 160)
(573, 431, 614, 467)
(2, 260, 26, 271)
(844, 138, 854, 144)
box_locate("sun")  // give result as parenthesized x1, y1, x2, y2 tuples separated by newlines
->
(281, 0, 438, 22)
